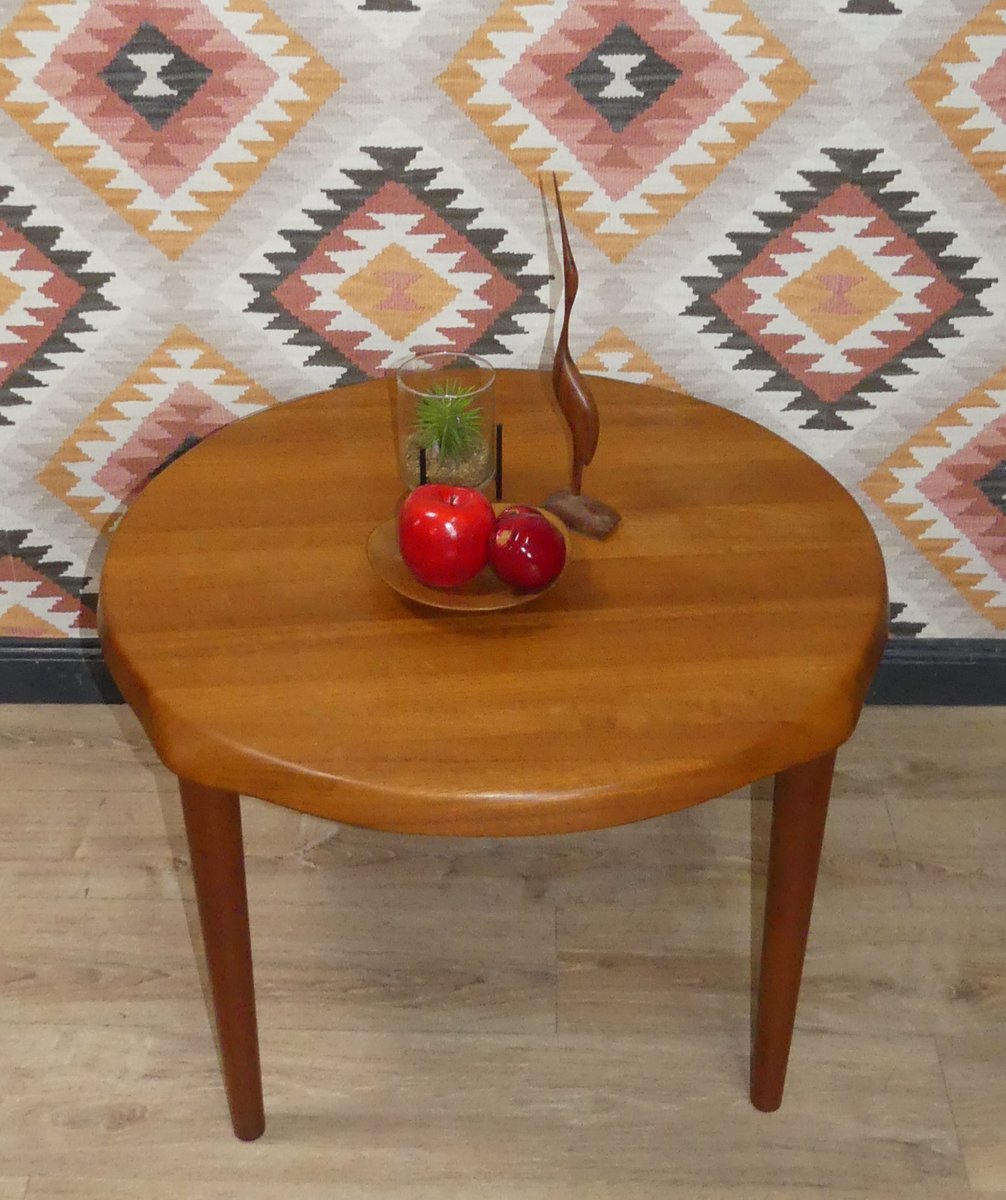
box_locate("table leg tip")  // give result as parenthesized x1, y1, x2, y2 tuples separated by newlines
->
(750, 1088, 783, 1113)
(232, 1114, 266, 1141)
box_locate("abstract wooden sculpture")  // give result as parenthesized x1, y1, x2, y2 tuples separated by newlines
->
(542, 173, 621, 539)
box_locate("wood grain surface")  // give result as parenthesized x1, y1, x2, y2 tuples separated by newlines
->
(2, 704, 1004, 1196)
(99, 371, 887, 835)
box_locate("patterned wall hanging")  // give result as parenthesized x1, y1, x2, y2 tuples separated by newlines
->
(0, 0, 1004, 695)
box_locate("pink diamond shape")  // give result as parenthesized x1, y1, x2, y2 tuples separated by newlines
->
(973, 48, 1006, 124)
(93, 382, 234, 502)
(503, 0, 746, 200)
(917, 412, 1006, 581)
(35, 0, 277, 199)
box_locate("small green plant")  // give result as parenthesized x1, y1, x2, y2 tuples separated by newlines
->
(413, 378, 483, 462)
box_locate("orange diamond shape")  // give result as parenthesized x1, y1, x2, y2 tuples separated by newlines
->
(0, 270, 24, 316)
(337, 244, 462, 342)
(777, 246, 900, 345)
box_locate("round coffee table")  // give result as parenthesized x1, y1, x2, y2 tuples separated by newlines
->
(99, 370, 887, 1140)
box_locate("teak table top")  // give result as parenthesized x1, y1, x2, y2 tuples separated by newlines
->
(99, 371, 887, 837)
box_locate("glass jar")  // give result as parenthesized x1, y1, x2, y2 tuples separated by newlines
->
(395, 351, 495, 490)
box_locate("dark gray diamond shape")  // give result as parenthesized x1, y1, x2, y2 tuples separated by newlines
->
(100, 23, 212, 130)
(566, 23, 680, 133)
(841, 0, 902, 12)
(976, 458, 1006, 518)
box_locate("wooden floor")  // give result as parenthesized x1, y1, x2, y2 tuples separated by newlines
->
(0, 704, 1003, 1199)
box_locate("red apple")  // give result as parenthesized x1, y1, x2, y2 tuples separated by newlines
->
(398, 484, 495, 589)
(489, 508, 566, 591)
(496, 504, 543, 521)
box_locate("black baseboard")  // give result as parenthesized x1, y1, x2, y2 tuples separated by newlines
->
(866, 638, 1006, 705)
(1, 637, 1005, 706)
(0, 638, 123, 704)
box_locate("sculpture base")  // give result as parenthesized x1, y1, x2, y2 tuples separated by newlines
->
(542, 490, 621, 539)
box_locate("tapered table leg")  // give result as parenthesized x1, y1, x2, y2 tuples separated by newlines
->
(179, 779, 265, 1140)
(750, 750, 835, 1112)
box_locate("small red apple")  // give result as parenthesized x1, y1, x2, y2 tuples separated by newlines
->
(489, 508, 566, 591)
(496, 504, 543, 520)
(398, 484, 495, 589)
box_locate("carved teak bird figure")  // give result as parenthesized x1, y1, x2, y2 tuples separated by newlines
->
(551, 173, 599, 496)
(543, 174, 621, 539)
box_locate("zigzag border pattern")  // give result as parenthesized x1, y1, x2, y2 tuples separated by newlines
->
(0, 182, 119, 426)
(911, 2, 1006, 206)
(863, 366, 1006, 630)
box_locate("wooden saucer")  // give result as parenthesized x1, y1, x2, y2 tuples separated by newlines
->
(366, 504, 569, 612)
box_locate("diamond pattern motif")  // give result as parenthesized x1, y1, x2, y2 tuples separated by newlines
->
(977, 458, 1006, 517)
(776, 246, 901, 345)
(566, 22, 681, 133)
(38, 327, 275, 530)
(912, 3, 1006, 205)
(0, 532, 97, 637)
(439, 0, 812, 261)
(683, 144, 994, 432)
(0, 0, 1005, 657)
(335, 243, 462, 342)
(0, 179, 122, 427)
(99, 22, 213, 129)
(0, 0, 342, 257)
(578, 327, 682, 392)
(242, 137, 550, 384)
(864, 367, 1006, 629)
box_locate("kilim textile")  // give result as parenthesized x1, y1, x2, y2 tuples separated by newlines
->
(1, 0, 1004, 643)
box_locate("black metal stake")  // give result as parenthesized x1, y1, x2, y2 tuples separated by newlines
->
(419, 447, 427, 486)
(495, 423, 503, 501)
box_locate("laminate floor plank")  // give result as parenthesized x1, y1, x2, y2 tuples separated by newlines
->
(2, 703, 1003, 1196)
(22, 1182, 984, 1200)
(557, 903, 1006, 1040)
(0, 1026, 963, 1189)
(0, 892, 556, 1034)
(0, 707, 164, 795)
(556, 793, 911, 1036)
(938, 1034, 1006, 1194)
(0, 790, 179, 900)
(834, 709, 1006, 801)
(887, 797, 1006, 910)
